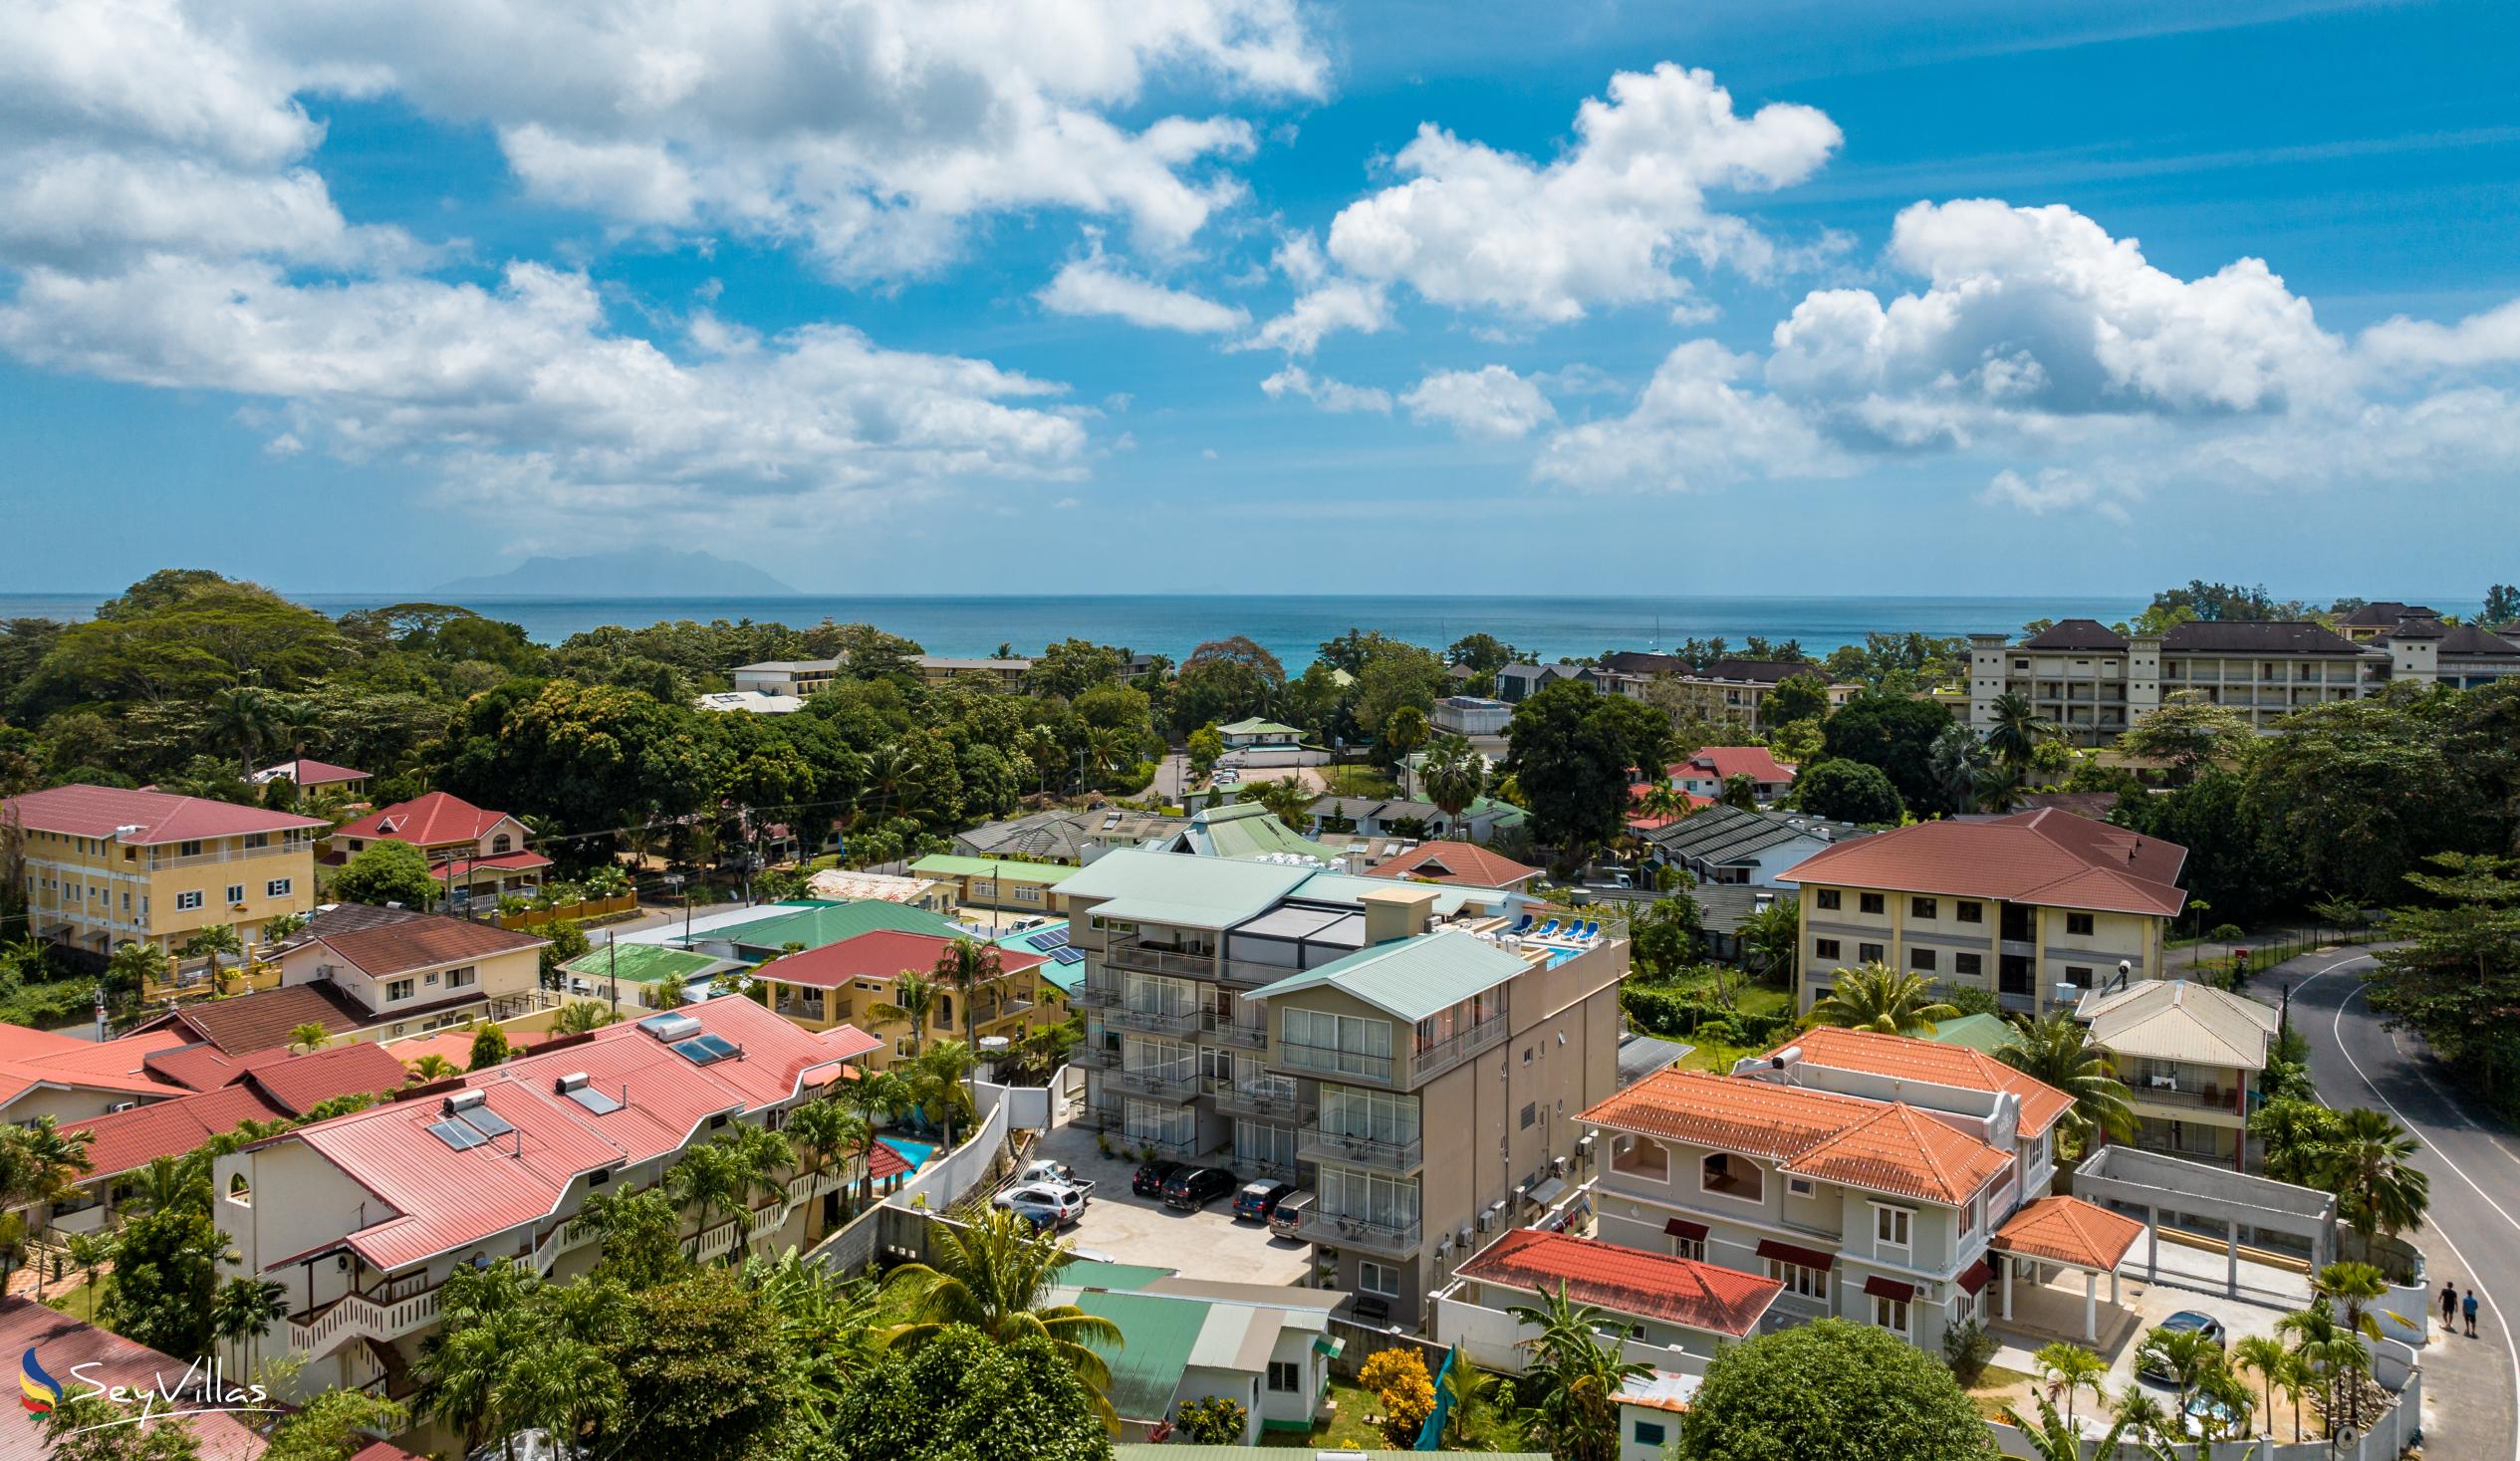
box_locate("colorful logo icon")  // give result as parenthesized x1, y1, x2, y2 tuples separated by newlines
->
(19, 1349, 61, 1415)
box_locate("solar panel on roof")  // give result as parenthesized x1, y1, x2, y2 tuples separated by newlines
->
(568, 1086, 624, 1115)
(1026, 927, 1071, 952)
(670, 1033, 741, 1066)
(1051, 946, 1085, 965)
(427, 1118, 487, 1151)
(459, 1106, 515, 1140)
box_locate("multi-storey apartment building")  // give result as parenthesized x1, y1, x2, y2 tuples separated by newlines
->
(1581, 1028, 2118, 1355)
(1055, 850, 1621, 1326)
(1963, 615, 2509, 746)
(1780, 810, 2187, 1018)
(214, 996, 884, 1419)
(1643, 661, 1860, 731)
(2075, 980, 2279, 1169)
(744, 927, 1057, 1066)
(731, 657, 843, 696)
(2, 785, 326, 959)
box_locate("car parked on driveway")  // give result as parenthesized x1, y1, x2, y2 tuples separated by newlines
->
(1133, 1159, 1188, 1198)
(1160, 1165, 1239, 1211)
(1232, 1180, 1296, 1223)
(2139, 1312, 2227, 1383)
(1017, 1159, 1092, 1195)
(994, 1182, 1088, 1228)
(1267, 1190, 1313, 1239)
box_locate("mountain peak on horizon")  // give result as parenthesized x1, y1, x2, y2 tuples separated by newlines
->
(434, 550, 799, 598)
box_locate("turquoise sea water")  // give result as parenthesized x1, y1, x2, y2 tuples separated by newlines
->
(0, 591, 2224, 669)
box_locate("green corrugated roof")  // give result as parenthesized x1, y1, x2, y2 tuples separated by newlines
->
(1057, 850, 1315, 928)
(1468, 795, 1528, 827)
(1071, 1289, 1210, 1424)
(1193, 803, 1339, 862)
(908, 853, 1082, 883)
(707, 899, 960, 953)
(1243, 928, 1527, 1023)
(1922, 1012, 2017, 1056)
(1217, 717, 1301, 736)
(562, 944, 720, 985)
(1056, 1257, 1173, 1292)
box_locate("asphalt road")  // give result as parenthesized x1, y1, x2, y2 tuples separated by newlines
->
(2282, 947, 2520, 1460)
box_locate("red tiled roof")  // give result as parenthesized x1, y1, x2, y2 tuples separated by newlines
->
(0, 784, 326, 846)
(243, 1040, 410, 1115)
(756, 930, 1048, 991)
(279, 997, 855, 1272)
(347, 1444, 429, 1461)
(332, 791, 517, 849)
(427, 851, 555, 879)
(1457, 1228, 1782, 1338)
(1765, 1028, 2076, 1139)
(1671, 747, 1796, 786)
(378, 1027, 555, 1072)
(298, 904, 548, 978)
(257, 757, 370, 787)
(1363, 841, 1539, 888)
(142, 1042, 246, 1092)
(1580, 1070, 2013, 1206)
(868, 1137, 912, 1182)
(1993, 1195, 2144, 1272)
(0, 1297, 266, 1461)
(1778, 808, 2186, 917)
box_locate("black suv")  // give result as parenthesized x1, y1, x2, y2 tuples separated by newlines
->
(1161, 1165, 1239, 1211)
(1232, 1179, 1296, 1222)
(1133, 1159, 1188, 1198)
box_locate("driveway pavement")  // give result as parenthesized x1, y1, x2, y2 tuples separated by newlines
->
(1023, 1122, 1313, 1286)
(2280, 946, 2519, 1461)
(1986, 1267, 2310, 1440)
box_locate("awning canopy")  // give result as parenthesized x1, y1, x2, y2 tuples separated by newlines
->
(1863, 1275, 1916, 1304)
(1755, 1238, 1835, 1272)
(1662, 1217, 1709, 1242)
(1957, 1259, 1992, 1296)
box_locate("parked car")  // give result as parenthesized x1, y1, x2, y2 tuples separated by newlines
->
(1232, 1179, 1296, 1222)
(2139, 1312, 2227, 1383)
(1160, 1166, 1239, 1211)
(993, 1182, 1088, 1228)
(1268, 1190, 1313, 1238)
(1133, 1159, 1188, 1198)
(1016, 1159, 1092, 1195)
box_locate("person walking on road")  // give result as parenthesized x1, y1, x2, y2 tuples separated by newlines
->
(2465, 1289, 2481, 1338)
(2444, 1282, 2461, 1330)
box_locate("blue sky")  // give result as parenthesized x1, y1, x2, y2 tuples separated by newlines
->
(3, 0, 2516, 598)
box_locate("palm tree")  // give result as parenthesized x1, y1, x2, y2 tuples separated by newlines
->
(1505, 1282, 1654, 1461)
(905, 1041, 976, 1149)
(1381, 704, 1430, 772)
(870, 970, 942, 1057)
(2003, 1391, 2134, 1461)
(1418, 733, 1487, 827)
(181, 922, 245, 994)
(1997, 1012, 2139, 1147)
(1985, 691, 2060, 771)
(120, 1152, 209, 1217)
(1736, 897, 1798, 987)
(405, 1054, 461, 1083)
(210, 1275, 287, 1370)
(2277, 1298, 2369, 1437)
(1253, 776, 1314, 831)
(782, 1100, 864, 1238)
(206, 685, 279, 779)
(1636, 784, 1692, 825)
(270, 698, 329, 758)
(501, 1335, 623, 1455)
(2274, 1347, 2320, 1442)
(2108, 1385, 2175, 1448)
(2312, 1261, 2392, 1341)
(1436, 1355, 1502, 1448)
(2317, 1108, 2430, 1255)
(104, 939, 166, 996)
(1809, 962, 1958, 1035)
(666, 1141, 749, 1255)
(1928, 720, 1991, 815)
(2136, 1323, 2222, 1424)
(837, 1069, 913, 1205)
(288, 1022, 332, 1054)
(932, 937, 1001, 1113)
(2231, 1334, 2292, 1442)
(882, 1208, 1124, 1423)
(2031, 1340, 2109, 1428)
(723, 1123, 797, 1253)
(63, 1231, 111, 1311)
(551, 1001, 620, 1035)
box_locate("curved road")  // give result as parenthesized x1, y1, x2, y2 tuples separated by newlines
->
(2283, 948, 2520, 1460)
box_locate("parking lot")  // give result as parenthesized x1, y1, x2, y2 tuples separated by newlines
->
(1010, 1121, 1315, 1287)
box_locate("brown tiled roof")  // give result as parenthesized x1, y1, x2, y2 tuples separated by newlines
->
(301, 904, 548, 978)
(1693, 659, 1824, 684)
(1778, 808, 2185, 916)
(2339, 602, 2437, 626)
(2021, 619, 2128, 651)
(1579, 1070, 2012, 1205)
(2439, 623, 2520, 655)
(1765, 1027, 2075, 1138)
(2160, 620, 2363, 655)
(1363, 841, 1539, 888)
(161, 983, 376, 1055)
(1993, 1195, 2144, 1271)
(1455, 1228, 1782, 1338)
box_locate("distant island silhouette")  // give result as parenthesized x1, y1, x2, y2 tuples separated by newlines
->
(434, 550, 799, 598)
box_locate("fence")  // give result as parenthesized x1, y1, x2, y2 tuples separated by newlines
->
(1325, 1317, 1447, 1383)
(496, 893, 637, 930)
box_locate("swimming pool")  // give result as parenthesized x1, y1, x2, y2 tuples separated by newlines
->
(879, 1136, 937, 1171)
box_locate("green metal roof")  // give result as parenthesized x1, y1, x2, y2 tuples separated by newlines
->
(1056, 850, 1315, 928)
(1192, 803, 1340, 862)
(562, 944, 720, 985)
(1467, 795, 1528, 827)
(907, 853, 1082, 883)
(1070, 1289, 1210, 1424)
(1217, 717, 1301, 736)
(1287, 868, 1488, 916)
(1242, 928, 1528, 1023)
(1056, 1257, 1173, 1292)
(1922, 1012, 2018, 1057)
(705, 899, 960, 954)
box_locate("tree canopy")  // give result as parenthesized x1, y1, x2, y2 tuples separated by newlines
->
(1675, 1319, 1996, 1461)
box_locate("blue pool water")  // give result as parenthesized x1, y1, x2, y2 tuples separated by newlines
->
(879, 1136, 937, 1171)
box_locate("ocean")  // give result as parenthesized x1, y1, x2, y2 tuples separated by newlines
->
(0, 591, 2179, 668)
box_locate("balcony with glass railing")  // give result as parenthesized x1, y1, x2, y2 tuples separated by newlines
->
(1101, 935, 1219, 980)
(1107, 1062, 1198, 1100)
(1211, 1078, 1311, 1122)
(1409, 1014, 1508, 1084)
(1277, 1039, 1393, 1084)
(1297, 1124, 1422, 1174)
(1199, 1011, 1268, 1050)
(1293, 1205, 1419, 1255)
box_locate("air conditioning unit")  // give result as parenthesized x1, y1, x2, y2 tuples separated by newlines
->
(107, 1101, 137, 1113)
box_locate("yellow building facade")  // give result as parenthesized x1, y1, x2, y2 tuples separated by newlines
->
(7, 786, 326, 958)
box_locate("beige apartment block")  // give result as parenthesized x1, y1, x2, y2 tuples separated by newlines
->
(3, 784, 326, 959)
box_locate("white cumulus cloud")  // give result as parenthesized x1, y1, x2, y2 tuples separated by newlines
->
(1038, 256, 1249, 334)
(1240, 280, 1391, 356)
(1534, 341, 1845, 491)
(1978, 467, 2138, 525)
(1260, 365, 1391, 414)
(1400, 365, 1557, 440)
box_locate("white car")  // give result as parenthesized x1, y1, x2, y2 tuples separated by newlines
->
(993, 1182, 1088, 1228)
(1015, 1159, 1093, 1195)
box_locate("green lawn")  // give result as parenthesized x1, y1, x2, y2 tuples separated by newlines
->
(1967, 1362, 2039, 1422)
(44, 1279, 104, 1323)
(1259, 1378, 1395, 1450)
